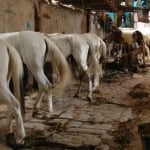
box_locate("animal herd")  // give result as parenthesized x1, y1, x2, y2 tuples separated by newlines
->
(0, 29, 149, 144)
(0, 31, 107, 144)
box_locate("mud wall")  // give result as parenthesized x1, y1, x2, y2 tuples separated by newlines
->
(40, 4, 87, 34)
(0, 0, 87, 34)
(0, 0, 34, 32)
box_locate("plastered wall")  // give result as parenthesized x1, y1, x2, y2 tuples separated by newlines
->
(0, 0, 87, 34)
(40, 4, 87, 34)
(0, 0, 34, 32)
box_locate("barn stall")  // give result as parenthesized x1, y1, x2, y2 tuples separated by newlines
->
(0, 0, 150, 150)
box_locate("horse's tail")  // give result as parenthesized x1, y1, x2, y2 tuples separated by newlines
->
(44, 37, 71, 93)
(98, 39, 107, 77)
(99, 39, 107, 62)
(7, 46, 25, 117)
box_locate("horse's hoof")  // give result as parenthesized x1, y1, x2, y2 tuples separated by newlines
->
(32, 110, 39, 117)
(16, 139, 24, 145)
(93, 89, 100, 94)
(5, 133, 16, 144)
(86, 96, 92, 102)
(74, 94, 79, 98)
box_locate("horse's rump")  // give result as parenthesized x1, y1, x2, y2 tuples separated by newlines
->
(0, 39, 25, 143)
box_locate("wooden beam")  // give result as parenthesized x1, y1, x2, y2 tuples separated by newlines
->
(57, 0, 118, 11)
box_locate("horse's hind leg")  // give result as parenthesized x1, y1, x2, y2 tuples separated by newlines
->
(46, 90, 53, 113)
(74, 70, 93, 101)
(93, 73, 100, 92)
(33, 87, 45, 116)
(86, 72, 93, 101)
(5, 108, 13, 133)
(78, 60, 93, 101)
(0, 86, 25, 144)
(32, 70, 53, 114)
(74, 75, 83, 98)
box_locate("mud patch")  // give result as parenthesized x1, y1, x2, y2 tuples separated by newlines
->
(128, 83, 150, 99)
(112, 119, 142, 150)
(44, 121, 68, 132)
(113, 122, 133, 149)
(5, 132, 96, 150)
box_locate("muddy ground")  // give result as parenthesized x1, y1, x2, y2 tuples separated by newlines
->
(0, 68, 150, 150)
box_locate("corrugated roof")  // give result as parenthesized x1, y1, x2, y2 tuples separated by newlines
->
(41, 0, 144, 12)
(57, 0, 118, 11)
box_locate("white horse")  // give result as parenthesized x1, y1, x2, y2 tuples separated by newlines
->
(81, 33, 107, 91)
(49, 32, 107, 91)
(47, 33, 100, 101)
(0, 31, 71, 115)
(0, 39, 25, 144)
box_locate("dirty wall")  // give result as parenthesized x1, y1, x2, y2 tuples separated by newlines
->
(0, 0, 87, 34)
(0, 0, 34, 32)
(40, 4, 87, 34)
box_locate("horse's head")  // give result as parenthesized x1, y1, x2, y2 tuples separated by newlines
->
(104, 27, 124, 44)
(132, 30, 144, 45)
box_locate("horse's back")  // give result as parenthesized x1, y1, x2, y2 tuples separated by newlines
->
(0, 32, 19, 39)
(18, 31, 45, 47)
(48, 34, 73, 57)
(66, 34, 90, 63)
(0, 40, 10, 61)
(17, 31, 47, 66)
(82, 33, 106, 57)
(48, 33, 89, 71)
(0, 32, 20, 47)
(82, 33, 100, 48)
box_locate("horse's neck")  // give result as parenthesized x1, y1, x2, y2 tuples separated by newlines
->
(103, 32, 112, 41)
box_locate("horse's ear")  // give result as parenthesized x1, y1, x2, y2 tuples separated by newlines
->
(112, 26, 117, 30)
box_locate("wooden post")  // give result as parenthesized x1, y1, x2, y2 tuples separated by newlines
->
(142, 41, 146, 67)
(34, 0, 42, 32)
(86, 10, 90, 33)
(113, 10, 123, 27)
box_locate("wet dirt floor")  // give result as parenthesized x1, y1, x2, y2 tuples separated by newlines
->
(0, 68, 150, 150)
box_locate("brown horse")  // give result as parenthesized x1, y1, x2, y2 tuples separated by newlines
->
(103, 26, 124, 59)
(104, 26, 124, 44)
(131, 30, 147, 67)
